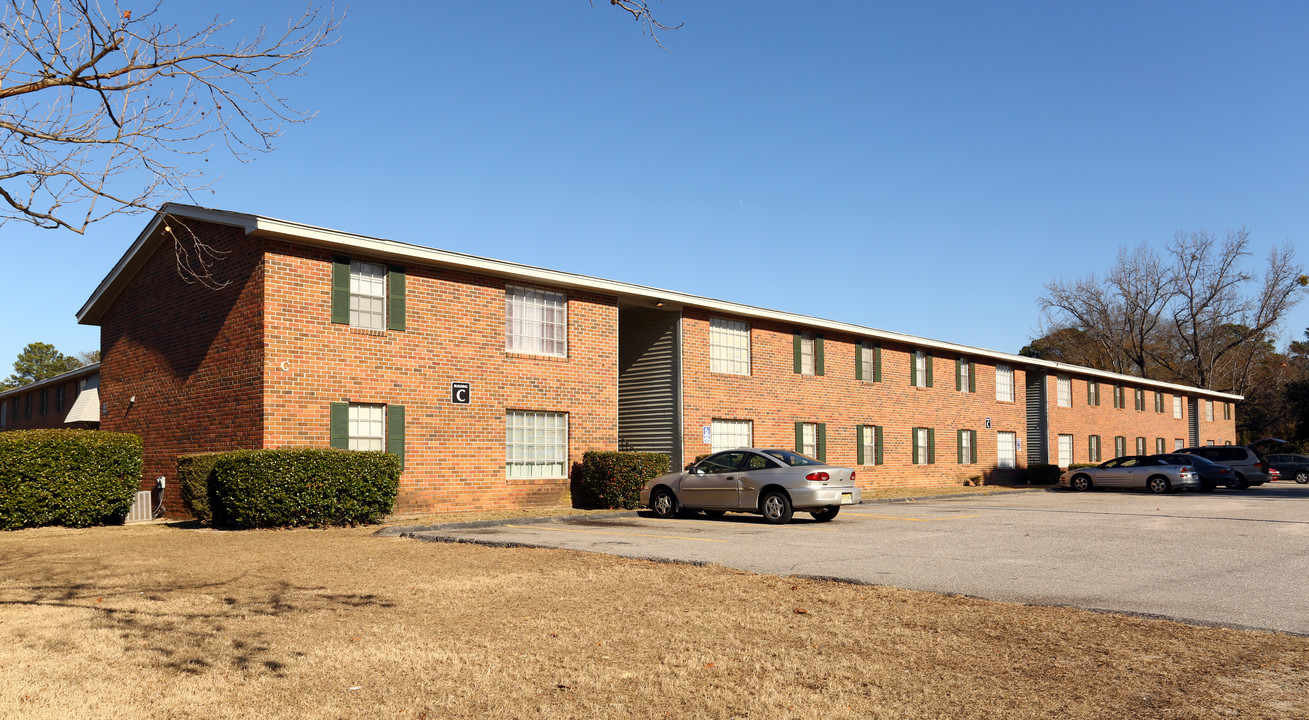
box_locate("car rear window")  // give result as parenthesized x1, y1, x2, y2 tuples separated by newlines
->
(760, 449, 823, 467)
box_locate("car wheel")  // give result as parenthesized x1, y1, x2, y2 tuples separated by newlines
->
(1070, 474, 1092, 491)
(810, 506, 840, 522)
(650, 487, 678, 519)
(702, 510, 726, 519)
(1234, 473, 1251, 490)
(1295, 471, 1309, 485)
(1147, 475, 1171, 494)
(759, 490, 793, 525)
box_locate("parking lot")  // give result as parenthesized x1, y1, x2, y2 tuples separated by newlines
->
(401, 484, 1309, 634)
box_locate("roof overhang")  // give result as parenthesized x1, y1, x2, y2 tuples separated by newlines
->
(0, 362, 100, 402)
(74, 204, 1245, 402)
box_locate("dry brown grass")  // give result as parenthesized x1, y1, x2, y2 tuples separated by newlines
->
(2, 523, 1305, 720)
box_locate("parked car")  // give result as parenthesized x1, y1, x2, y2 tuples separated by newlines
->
(1151, 453, 1235, 491)
(1060, 455, 1200, 493)
(1265, 453, 1309, 484)
(1177, 446, 1278, 488)
(641, 448, 861, 524)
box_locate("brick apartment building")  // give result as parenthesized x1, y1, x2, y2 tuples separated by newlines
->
(73, 204, 1240, 516)
(0, 363, 101, 432)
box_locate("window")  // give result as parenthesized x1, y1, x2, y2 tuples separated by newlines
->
(995, 364, 1014, 402)
(1114, 436, 1126, 457)
(1154, 391, 1165, 413)
(0, 401, 6, 428)
(913, 427, 935, 465)
(1057, 376, 1071, 407)
(1174, 438, 1184, 451)
(348, 403, 386, 451)
(39, 389, 48, 416)
(1058, 434, 1073, 468)
(1088, 435, 1101, 463)
(958, 429, 978, 465)
(55, 385, 65, 413)
(1205, 400, 1214, 422)
(911, 350, 933, 388)
(1112, 385, 1125, 409)
(506, 285, 567, 357)
(330, 402, 405, 466)
(1135, 437, 1146, 455)
(1173, 396, 1183, 419)
(856, 343, 881, 382)
(1156, 438, 1165, 454)
(349, 260, 387, 330)
(956, 358, 974, 393)
(1207, 439, 1216, 446)
(997, 431, 1017, 469)
(711, 419, 753, 454)
(506, 410, 568, 478)
(794, 421, 826, 461)
(1087, 380, 1101, 406)
(709, 318, 750, 375)
(793, 332, 823, 375)
(1223, 402, 1231, 420)
(24, 393, 32, 419)
(857, 425, 884, 465)
(1134, 389, 1145, 411)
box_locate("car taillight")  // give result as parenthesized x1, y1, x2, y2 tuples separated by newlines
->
(805, 471, 830, 483)
(850, 471, 856, 482)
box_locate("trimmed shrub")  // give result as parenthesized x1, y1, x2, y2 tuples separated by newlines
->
(208, 449, 400, 528)
(1027, 463, 1063, 485)
(1066, 463, 1099, 471)
(0, 430, 143, 530)
(177, 452, 226, 524)
(576, 451, 670, 509)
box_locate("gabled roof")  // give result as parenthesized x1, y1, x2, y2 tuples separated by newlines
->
(76, 204, 1243, 402)
(0, 362, 100, 401)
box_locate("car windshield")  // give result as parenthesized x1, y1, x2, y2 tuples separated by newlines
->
(760, 449, 823, 467)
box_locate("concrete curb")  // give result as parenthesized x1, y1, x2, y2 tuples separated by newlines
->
(375, 487, 1053, 536)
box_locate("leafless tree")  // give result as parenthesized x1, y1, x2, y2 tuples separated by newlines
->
(594, 0, 682, 48)
(0, 0, 339, 239)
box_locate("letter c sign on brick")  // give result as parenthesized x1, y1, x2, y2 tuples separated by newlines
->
(452, 382, 471, 405)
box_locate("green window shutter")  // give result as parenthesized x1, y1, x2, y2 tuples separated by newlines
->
(856, 425, 866, 465)
(387, 405, 406, 469)
(970, 430, 978, 464)
(911, 428, 919, 464)
(873, 345, 882, 382)
(854, 345, 863, 381)
(968, 361, 976, 392)
(925, 355, 933, 388)
(330, 402, 349, 449)
(957, 429, 964, 464)
(794, 421, 804, 452)
(793, 333, 802, 374)
(910, 352, 918, 387)
(387, 266, 406, 331)
(875, 425, 884, 465)
(927, 427, 935, 464)
(817, 423, 826, 462)
(815, 336, 825, 376)
(331, 256, 351, 325)
(955, 359, 962, 391)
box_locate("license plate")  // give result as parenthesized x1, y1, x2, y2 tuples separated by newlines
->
(841, 493, 854, 505)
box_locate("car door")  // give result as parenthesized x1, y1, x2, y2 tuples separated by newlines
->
(1129, 457, 1163, 488)
(732, 451, 784, 509)
(1095, 458, 1130, 487)
(680, 451, 745, 508)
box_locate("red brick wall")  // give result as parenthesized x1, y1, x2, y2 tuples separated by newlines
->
(99, 221, 266, 513)
(260, 241, 618, 514)
(680, 309, 1030, 490)
(0, 378, 84, 431)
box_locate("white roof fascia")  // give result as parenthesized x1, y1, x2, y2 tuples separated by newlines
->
(0, 363, 101, 401)
(79, 205, 1244, 403)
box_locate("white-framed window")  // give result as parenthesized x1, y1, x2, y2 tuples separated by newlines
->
(913, 350, 928, 387)
(859, 343, 878, 382)
(914, 427, 933, 465)
(1135, 437, 1146, 455)
(958, 358, 972, 393)
(1175, 438, 1184, 450)
(1207, 439, 1216, 446)
(506, 410, 568, 478)
(1114, 436, 1126, 457)
(709, 318, 750, 375)
(800, 422, 818, 457)
(1173, 396, 1183, 419)
(1155, 438, 1165, 454)
(996, 431, 1016, 469)
(1058, 433, 1073, 468)
(1135, 389, 1145, 411)
(1088, 435, 1101, 463)
(711, 419, 752, 454)
(1205, 400, 1214, 422)
(799, 332, 816, 375)
(348, 403, 386, 451)
(1223, 402, 1231, 420)
(995, 364, 1014, 402)
(1155, 392, 1165, 413)
(350, 260, 386, 330)
(506, 285, 567, 357)
(959, 429, 974, 465)
(1057, 375, 1071, 407)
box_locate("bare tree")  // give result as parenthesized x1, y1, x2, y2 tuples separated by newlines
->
(594, 0, 682, 48)
(0, 0, 339, 237)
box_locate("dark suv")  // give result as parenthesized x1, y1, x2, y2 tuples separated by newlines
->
(1178, 446, 1278, 488)
(1266, 453, 1309, 484)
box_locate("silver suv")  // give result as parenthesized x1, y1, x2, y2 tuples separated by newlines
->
(1178, 446, 1279, 488)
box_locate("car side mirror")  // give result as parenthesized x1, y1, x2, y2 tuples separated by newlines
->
(691, 467, 705, 476)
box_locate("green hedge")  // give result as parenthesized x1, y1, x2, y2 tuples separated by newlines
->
(208, 449, 401, 528)
(1026, 463, 1063, 485)
(576, 451, 670, 509)
(1066, 463, 1099, 471)
(0, 430, 143, 530)
(177, 452, 226, 524)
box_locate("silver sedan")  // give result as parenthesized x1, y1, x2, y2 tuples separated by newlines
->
(1060, 455, 1200, 493)
(640, 448, 861, 524)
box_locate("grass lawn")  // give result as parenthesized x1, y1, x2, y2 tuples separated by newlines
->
(2, 521, 1305, 719)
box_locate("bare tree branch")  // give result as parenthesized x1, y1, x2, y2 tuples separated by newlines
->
(592, 0, 682, 49)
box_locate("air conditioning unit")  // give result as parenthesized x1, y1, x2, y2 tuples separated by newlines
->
(125, 490, 154, 523)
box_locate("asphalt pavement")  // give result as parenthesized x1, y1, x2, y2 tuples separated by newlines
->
(391, 484, 1309, 635)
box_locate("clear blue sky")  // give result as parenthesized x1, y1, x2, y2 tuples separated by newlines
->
(4, 1, 1307, 372)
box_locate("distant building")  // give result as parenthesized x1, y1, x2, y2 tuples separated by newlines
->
(76, 205, 1240, 516)
(0, 362, 101, 431)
